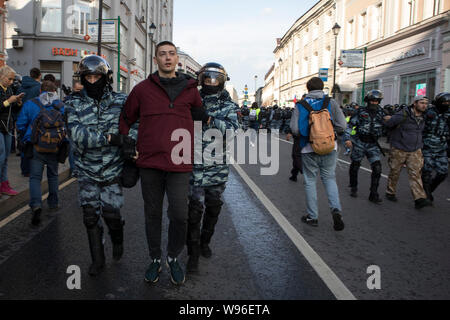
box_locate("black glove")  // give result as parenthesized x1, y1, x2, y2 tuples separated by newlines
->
(191, 106, 210, 123)
(122, 136, 137, 160)
(109, 133, 123, 146)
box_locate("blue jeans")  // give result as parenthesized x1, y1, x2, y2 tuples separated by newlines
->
(21, 153, 31, 176)
(0, 132, 12, 182)
(302, 151, 342, 219)
(29, 149, 59, 209)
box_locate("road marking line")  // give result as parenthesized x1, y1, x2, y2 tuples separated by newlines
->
(232, 160, 356, 300)
(0, 178, 77, 229)
(277, 137, 389, 179)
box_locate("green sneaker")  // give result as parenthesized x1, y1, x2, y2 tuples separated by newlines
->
(166, 257, 185, 285)
(144, 259, 161, 283)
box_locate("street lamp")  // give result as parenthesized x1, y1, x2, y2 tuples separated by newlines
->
(332, 22, 341, 99)
(149, 23, 157, 74)
(254, 75, 258, 94)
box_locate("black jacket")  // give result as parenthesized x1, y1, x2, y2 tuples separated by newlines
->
(0, 86, 21, 134)
(385, 106, 425, 152)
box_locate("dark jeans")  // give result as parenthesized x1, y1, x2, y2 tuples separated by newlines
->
(140, 168, 190, 260)
(30, 149, 59, 209)
(21, 153, 31, 176)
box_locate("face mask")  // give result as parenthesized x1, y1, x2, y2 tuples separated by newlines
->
(202, 85, 221, 95)
(82, 76, 107, 101)
(39, 91, 59, 105)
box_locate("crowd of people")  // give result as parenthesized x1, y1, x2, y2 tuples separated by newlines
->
(0, 40, 448, 286)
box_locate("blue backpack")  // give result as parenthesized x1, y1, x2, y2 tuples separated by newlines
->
(31, 98, 66, 153)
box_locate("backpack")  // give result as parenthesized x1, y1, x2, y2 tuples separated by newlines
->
(273, 108, 282, 120)
(249, 109, 257, 121)
(31, 98, 66, 153)
(299, 96, 335, 155)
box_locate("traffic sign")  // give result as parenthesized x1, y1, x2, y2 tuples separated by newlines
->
(318, 68, 328, 82)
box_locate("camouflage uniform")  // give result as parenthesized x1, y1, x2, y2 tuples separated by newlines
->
(259, 107, 268, 130)
(65, 89, 137, 220)
(343, 106, 385, 200)
(241, 106, 250, 131)
(187, 89, 240, 258)
(421, 105, 450, 201)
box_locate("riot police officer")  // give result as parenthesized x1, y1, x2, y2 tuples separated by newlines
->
(65, 55, 137, 276)
(421, 92, 450, 202)
(241, 104, 250, 131)
(259, 106, 268, 130)
(344, 90, 385, 203)
(270, 104, 283, 132)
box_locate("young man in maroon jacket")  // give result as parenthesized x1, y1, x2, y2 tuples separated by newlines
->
(119, 41, 208, 285)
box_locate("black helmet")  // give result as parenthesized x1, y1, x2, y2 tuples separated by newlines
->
(432, 92, 450, 109)
(197, 62, 229, 91)
(350, 102, 359, 108)
(77, 55, 113, 84)
(364, 90, 383, 103)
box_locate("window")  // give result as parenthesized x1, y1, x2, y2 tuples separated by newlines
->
(358, 12, 367, 46)
(135, 41, 145, 68)
(41, 0, 62, 33)
(370, 4, 382, 41)
(72, 0, 92, 35)
(400, 71, 436, 105)
(302, 28, 309, 46)
(357, 80, 378, 105)
(347, 19, 354, 49)
(302, 57, 308, 77)
(322, 46, 331, 69)
(423, 0, 441, 20)
(120, 24, 129, 56)
(312, 52, 319, 74)
(401, 0, 415, 28)
(312, 20, 319, 40)
(324, 11, 332, 32)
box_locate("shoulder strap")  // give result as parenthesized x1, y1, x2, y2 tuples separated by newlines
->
(54, 101, 64, 111)
(321, 96, 331, 110)
(32, 98, 45, 110)
(299, 99, 313, 113)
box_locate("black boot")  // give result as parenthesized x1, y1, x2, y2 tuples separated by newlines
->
(422, 171, 434, 202)
(103, 211, 125, 261)
(369, 161, 382, 204)
(86, 225, 105, 276)
(430, 173, 448, 199)
(187, 200, 204, 272)
(349, 161, 360, 197)
(200, 199, 223, 258)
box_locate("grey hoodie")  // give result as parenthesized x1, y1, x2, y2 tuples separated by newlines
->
(289, 90, 347, 136)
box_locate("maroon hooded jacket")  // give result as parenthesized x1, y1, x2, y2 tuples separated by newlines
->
(119, 73, 203, 172)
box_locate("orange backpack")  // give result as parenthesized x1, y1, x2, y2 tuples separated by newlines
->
(299, 97, 335, 155)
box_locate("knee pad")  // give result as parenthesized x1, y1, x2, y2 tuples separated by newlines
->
(83, 205, 100, 229)
(371, 161, 382, 176)
(205, 197, 223, 209)
(188, 200, 204, 223)
(102, 209, 123, 230)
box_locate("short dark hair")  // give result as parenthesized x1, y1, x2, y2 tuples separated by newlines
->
(155, 41, 177, 56)
(306, 77, 324, 92)
(30, 68, 41, 79)
(41, 80, 57, 92)
(43, 74, 56, 83)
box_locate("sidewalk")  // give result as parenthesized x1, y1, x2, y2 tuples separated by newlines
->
(0, 152, 71, 220)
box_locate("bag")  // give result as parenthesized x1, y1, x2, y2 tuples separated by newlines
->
(299, 97, 335, 155)
(249, 109, 257, 121)
(30, 98, 66, 153)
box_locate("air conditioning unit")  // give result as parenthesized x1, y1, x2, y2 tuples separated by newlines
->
(12, 39, 23, 48)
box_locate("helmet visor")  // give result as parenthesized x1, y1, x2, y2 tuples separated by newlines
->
(199, 70, 227, 86)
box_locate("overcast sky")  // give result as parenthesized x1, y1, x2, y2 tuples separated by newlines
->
(173, 0, 318, 95)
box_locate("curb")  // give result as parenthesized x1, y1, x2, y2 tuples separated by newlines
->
(0, 169, 71, 221)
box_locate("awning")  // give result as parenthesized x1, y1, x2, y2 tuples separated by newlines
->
(335, 83, 357, 92)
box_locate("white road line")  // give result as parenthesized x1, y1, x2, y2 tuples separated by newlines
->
(231, 160, 357, 300)
(277, 137, 389, 179)
(0, 178, 77, 229)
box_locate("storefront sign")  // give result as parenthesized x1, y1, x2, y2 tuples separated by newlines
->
(52, 48, 78, 57)
(416, 83, 426, 96)
(318, 68, 328, 81)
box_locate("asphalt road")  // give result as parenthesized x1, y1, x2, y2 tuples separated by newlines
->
(0, 132, 449, 300)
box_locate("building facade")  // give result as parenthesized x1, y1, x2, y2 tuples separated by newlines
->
(264, 0, 450, 108)
(6, 0, 173, 94)
(336, 0, 450, 105)
(0, 0, 8, 67)
(177, 48, 201, 79)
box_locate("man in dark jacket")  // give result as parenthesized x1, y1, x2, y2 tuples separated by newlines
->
(384, 95, 431, 209)
(20, 68, 41, 104)
(119, 41, 206, 285)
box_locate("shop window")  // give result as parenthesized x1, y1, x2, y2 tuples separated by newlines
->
(41, 0, 62, 33)
(399, 70, 436, 105)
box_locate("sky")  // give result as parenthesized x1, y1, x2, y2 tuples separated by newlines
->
(173, 0, 319, 96)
